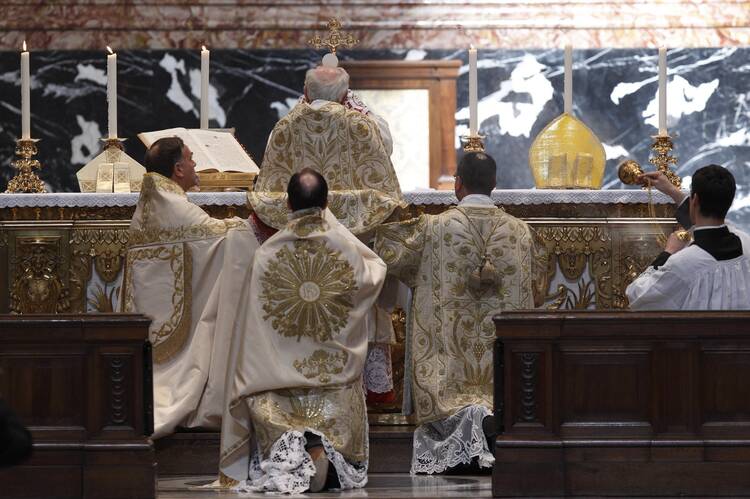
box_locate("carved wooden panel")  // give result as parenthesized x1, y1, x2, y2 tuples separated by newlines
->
(0, 352, 85, 429)
(701, 348, 750, 428)
(559, 348, 652, 436)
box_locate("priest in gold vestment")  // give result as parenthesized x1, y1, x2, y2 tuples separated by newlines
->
(122, 137, 261, 438)
(219, 170, 387, 493)
(250, 65, 405, 397)
(375, 152, 540, 474)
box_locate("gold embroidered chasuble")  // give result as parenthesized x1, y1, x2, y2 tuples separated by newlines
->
(374, 204, 537, 425)
(248, 101, 405, 236)
(122, 172, 260, 438)
(220, 208, 387, 481)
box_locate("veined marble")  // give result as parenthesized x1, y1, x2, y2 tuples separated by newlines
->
(0, 1, 749, 50)
(0, 48, 748, 228)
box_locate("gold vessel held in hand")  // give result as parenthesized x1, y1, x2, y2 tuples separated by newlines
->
(618, 160, 644, 186)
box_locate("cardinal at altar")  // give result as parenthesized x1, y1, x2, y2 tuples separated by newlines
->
(375, 152, 544, 473)
(122, 137, 261, 438)
(627, 165, 750, 310)
(249, 65, 403, 235)
(219, 170, 386, 493)
(250, 64, 406, 397)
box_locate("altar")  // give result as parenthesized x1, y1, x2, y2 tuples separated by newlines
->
(0, 188, 676, 316)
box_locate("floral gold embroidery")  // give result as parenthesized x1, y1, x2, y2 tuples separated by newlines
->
(293, 349, 349, 383)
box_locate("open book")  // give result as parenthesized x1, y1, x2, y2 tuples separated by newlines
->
(137, 127, 259, 174)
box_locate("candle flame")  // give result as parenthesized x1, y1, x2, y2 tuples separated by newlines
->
(202, 45, 207, 51)
(22, 41, 27, 52)
(106, 46, 114, 55)
(470, 44, 475, 50)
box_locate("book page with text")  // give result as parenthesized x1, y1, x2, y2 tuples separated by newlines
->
(190, 129, 259, 173)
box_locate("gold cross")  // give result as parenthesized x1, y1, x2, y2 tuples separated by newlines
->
(308, 18, 359, 54)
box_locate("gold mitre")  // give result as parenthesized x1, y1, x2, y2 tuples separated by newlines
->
(528, 113, 606, 189)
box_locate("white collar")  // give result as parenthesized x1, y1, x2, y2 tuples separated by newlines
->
(693, 224, 727, 232)
(458, 194, 494, 206)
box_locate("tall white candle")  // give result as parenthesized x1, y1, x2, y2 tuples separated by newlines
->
(107, 46, 117, 139)
(21, 41, 30, 139)
(200, 46, 210, 129)
(564, 45, 573, 114)
(469, 45, 478, 135)
(658, 47, 668, 136)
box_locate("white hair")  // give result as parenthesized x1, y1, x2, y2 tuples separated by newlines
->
(304, 66, 349, 103)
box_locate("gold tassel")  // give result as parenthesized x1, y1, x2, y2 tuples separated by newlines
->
(468, 254, 499, 291)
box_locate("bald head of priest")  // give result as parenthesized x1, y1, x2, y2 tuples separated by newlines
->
(454, 151, 497, 201)
(286, 167, 328, 212)
(304, 66, 349, 104)
(144, 137, 199, 192)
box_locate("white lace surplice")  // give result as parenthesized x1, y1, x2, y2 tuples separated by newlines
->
(411, 405, 495, 474)
(627, 229, 750, 310)
(233, 430, 368, 495)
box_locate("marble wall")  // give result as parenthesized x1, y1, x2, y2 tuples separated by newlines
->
(0, 47, 749, 228)
(0, 1, 748, 50)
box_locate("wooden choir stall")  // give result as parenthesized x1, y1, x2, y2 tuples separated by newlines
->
(493, 311, 750, 497)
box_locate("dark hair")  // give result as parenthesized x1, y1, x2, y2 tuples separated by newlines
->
(691, 164, 735, 219)
(144, 137, 184, 178)
(456, 152, 497, 195)
(287, 168, 328, 211)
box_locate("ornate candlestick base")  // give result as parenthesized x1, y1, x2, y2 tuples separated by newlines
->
(649, 134, 680, 188)
(5, 138, 46, 193)
(461, 134, 485, 153)
(102, 137, 126, 157)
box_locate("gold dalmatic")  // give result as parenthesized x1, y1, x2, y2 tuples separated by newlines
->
(375, 206, 541, 424)
(122, 172, 259, 438)
(220, 208, 387, 481)
(249, 101, 405, 235)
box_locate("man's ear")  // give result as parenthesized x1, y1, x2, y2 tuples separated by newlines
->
(172, 162, 183, 179)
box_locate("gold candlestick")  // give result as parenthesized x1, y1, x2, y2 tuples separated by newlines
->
(649, 134, 680, 188)
(461, 134, 485, 153)
(5, 138, 45, 193)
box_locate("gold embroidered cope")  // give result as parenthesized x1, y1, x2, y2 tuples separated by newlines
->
(220, 208, 386, 481)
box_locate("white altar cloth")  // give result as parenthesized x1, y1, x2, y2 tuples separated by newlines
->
(0, 189, 673, 208)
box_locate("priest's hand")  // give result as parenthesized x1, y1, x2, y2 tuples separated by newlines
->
(637, 172, 685, 204)
(665, 230, 689, 254)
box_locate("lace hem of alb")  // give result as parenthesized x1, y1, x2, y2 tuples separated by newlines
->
(364, 344, 394, 394)
(230, 429, 368, 494)
(411, 404, 495, 475)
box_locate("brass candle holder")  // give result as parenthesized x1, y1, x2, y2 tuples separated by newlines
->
(5, 138, 46, 193)
(461, 134, 485, 153)
(649, 134, 680, 188)
(102, 137, 125, 159)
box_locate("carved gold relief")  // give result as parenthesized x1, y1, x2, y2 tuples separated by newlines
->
(534, 225, 612, 309)
(69, 228, 130, 312)
(10, 236, 69, 313)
